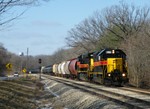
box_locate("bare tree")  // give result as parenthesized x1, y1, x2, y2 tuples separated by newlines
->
(66, 13, 105, 52)
(0, 0, 50, 75)
(66, 2, 150, 88)
(0, 43, 10, 74)
(102, 2, 150, 87)
(66, 10, 122, 53)
(102, 3, 149, 40)
(0, 0, 49, 28)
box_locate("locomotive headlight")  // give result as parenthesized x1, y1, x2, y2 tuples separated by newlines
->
(112, 50, 115, 54)
(108, 73, 111, 77)
(122, 73, 126, 77)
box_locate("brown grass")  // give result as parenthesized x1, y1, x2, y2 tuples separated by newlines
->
(0, 76, 44, 109)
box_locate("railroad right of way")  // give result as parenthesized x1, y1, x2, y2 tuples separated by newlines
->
(42, 74, 150, 109)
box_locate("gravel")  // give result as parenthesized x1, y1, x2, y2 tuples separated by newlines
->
(37, 78, 127, 109)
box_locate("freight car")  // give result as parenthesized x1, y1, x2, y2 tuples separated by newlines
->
(42, 48, 128, 86)
(41, 65, 54, 75)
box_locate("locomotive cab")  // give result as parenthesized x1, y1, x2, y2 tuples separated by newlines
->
(77, 52, 94, 80)
(95, 48, 128, 85)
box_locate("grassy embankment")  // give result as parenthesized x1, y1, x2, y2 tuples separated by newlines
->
(0, 76, 44, 109)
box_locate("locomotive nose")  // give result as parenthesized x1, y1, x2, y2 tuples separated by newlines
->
(107, 58, 123, 74)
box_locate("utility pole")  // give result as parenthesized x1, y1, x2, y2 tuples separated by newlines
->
(26, 48, 29, 71)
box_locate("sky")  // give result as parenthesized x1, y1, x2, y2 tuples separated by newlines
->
(0, 0, 150, 56)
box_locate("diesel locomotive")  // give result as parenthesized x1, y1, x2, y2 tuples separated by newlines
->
(42, 48, 129, 86)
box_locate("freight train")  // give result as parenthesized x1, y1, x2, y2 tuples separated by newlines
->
(42, 48, 129, 86)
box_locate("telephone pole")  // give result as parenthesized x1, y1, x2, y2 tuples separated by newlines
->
(26, 48, 29, 71)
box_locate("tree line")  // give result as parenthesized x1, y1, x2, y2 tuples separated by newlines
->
(66, 2, 150, 88)
(0, 1, 150, 88)
(0, 0, 50, 75)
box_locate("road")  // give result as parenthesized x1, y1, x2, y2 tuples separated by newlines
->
(0, 75, 20, 80)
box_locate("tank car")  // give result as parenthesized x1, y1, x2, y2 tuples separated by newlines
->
(53, 64, 58, 76)
(68, 58, 78, 79)
(59, 61, 70, 77)
(63, 61, 71, 78)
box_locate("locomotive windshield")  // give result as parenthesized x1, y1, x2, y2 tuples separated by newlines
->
(95, 49, 126, 60)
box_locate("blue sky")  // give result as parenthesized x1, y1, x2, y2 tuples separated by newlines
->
(0, 0, 150, 56)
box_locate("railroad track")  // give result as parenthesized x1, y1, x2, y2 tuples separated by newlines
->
(42, 74, 150, 109)
(119, 86, 150, 96)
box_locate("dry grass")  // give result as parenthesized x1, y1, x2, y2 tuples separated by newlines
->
(0, 76, 44, 109)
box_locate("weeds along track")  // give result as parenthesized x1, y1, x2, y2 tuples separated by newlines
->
(42, 74, 150, 109)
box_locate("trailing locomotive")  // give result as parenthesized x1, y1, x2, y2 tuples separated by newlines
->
(42, 48, 128, 86)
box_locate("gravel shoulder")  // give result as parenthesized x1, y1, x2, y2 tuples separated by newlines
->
(37, 77, 128, 109)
